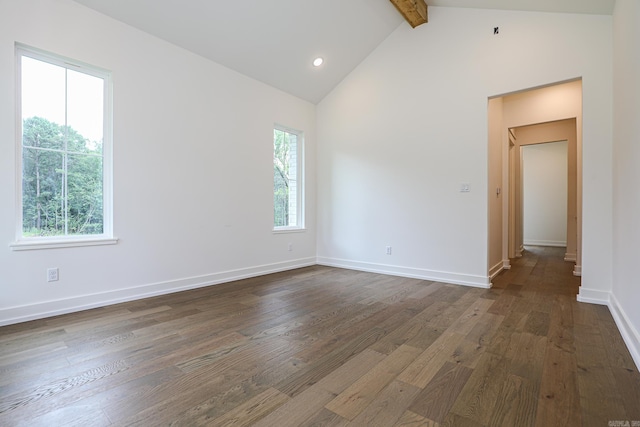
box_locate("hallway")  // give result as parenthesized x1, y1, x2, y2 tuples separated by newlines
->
(494, 246, 580, 296)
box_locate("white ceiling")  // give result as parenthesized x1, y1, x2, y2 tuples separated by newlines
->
(71, 0, 615, 104)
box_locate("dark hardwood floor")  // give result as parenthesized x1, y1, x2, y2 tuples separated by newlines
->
(1, 246, 639, 426)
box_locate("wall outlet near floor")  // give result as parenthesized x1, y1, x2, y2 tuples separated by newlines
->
(47, 268, 59, 282)
(386, 246, 392, 255)
(288, 243, 293, 251)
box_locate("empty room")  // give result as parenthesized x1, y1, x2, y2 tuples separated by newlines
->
(1, 0, 639, 425)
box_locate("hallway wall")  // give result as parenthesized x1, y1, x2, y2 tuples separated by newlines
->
(522, 141, 568, 247)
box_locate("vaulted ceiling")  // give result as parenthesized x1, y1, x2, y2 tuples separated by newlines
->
(71, 0, 616, 104)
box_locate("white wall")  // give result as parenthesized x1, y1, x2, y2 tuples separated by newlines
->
(522, 141, 568, 247)
(0, 0, 317, 325)
(611, 0, 640, 368)
(317, 7, 612, 289)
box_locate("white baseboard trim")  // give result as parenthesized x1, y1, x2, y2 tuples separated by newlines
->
(564, 252, 577, 262)
(609, 294, 640, 371)
(573, 265, 582, 276)
(576, 287, 610, 305)
(0, 257, 316, 327)
(503, 259, 511, 270)
(489, 261, 504, 280)
(523, 240, 567, 247)
(317, 257, 491, 289)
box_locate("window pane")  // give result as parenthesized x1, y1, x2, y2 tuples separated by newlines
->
(274, 129, 290, 227)
(21, 56, 65, 150)
(274, 127, 302, 229)
(67, 153, 103, 235)
(67, 69, 104, 152)
(22, 147, 64, 236)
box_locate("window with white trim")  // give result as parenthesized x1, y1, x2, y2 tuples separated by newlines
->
(273, 126, 304, 230)
(13, 45, 113, 249)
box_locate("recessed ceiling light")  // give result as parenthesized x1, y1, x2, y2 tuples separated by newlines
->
(313, 57, 324, 67)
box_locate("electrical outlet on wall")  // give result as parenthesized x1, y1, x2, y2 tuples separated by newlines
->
(386, 246, 392, 255)
(47, 268, 59, 282)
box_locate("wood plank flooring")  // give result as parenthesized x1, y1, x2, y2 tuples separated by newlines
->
(1, 246, 639, 426)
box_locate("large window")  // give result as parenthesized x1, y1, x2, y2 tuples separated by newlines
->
(273, 126, 304, 230)
(12, 45, 114, 249)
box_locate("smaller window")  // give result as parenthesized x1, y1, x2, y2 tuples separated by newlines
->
(273, 126, 304, 230)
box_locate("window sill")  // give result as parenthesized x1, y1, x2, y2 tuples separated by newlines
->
(273, 227, 306, 234)
(10, 237, 119, 251)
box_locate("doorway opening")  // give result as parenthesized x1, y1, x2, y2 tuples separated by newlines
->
(487, 79, 582, 284)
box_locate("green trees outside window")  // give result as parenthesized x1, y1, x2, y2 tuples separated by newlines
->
(18, 48, 110, 240)
(22, 116, 103, 236)
(273, 127, 301, 229)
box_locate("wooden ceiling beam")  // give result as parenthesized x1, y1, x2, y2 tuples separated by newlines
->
(389, 0, 428, 28)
